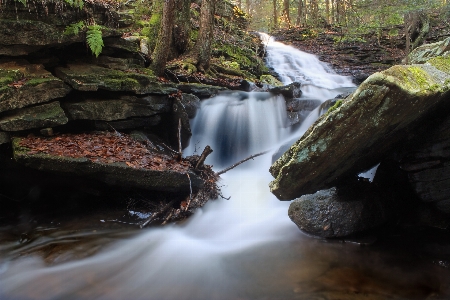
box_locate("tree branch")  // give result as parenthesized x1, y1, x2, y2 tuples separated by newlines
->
(216, 151, 268, 176)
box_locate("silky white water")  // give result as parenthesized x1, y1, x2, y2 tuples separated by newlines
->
(0, 35, 355, 300)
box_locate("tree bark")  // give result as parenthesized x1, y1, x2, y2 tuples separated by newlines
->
(283, 0, 291, 27)
(296, 0, 303, 26)
(194, 0, 216, 72)
(151, 0, 176, 76)
(173, 0, 191, 55)
(273, 0, 278, 29)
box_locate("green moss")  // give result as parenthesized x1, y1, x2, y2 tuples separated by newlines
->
(24, 77, 55, 87)
(0, 69, 22, 86)
(259, 75, 283, 87)
(428, 56, 450, 74)
(327, 100, 343, 115)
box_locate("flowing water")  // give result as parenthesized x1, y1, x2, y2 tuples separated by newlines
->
(1, 34, 450, 300)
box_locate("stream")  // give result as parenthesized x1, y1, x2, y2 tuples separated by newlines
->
(1, 34, 450, 300)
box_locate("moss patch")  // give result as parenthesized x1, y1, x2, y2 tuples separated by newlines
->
(428, 56, 450, 74)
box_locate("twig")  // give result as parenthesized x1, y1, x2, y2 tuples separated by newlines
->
(216, 151, 268, 176)
(161, 209, 174, 225)
(177, 118, 182, 161)
(185, 173, 193, 211)
(139, 199, 176, 228)
(195, 145, 213, 170)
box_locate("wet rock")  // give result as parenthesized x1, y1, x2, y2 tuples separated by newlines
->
(180, 94, 201, 119)
(177, 83, 226, 98)
(288, 186, 388, 238)
(55, 63, 178, 95)
(0, 101, 68, 131)
(268, 82, 302, 99)
(63, 94, 170, 121)
(0, 60, 71, 113)
(270, 63, 450, 200)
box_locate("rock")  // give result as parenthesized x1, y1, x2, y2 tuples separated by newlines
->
(259, 74, 283, 87)
(63, 94, 170, 121)
(180, 94, 201, 119)
(268, 82, 302, 99)
(288, 186, 388, 238)
(286, 98, 322, 112)
(398, 115, 450, 214)
(12, 136, 203, 193)
(55, 63, 179, 94)
(40, 128, 54, 137)
(407, 37, 450, 64)
(0, 101, 68, 131)
(0, 60, 71, 113)
(177, 83, 226, 98)
(270, 63, 450, 200)
(0, 132, 10, 144)
(94, 116, 162, 131)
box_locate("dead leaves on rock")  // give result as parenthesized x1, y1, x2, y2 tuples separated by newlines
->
(19, 132, 190, 172)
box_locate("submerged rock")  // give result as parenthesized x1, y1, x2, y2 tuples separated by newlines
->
(270, 63, 450, 200)
(288, 186, 388, 238)
(268, 82, 302, 99)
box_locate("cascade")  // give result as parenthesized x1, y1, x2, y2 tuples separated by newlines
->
(0, 35, 358, 299)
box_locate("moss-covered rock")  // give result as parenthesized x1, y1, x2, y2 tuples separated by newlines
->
(0, 101, 68, 131)
(0, 60, 71, 113)
(270, 63, 450, 200)
(55, 63, 178, 94)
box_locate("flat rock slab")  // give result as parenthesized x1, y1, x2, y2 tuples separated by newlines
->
(270, 63, 450, 200)
(0, 101, 68, 131)
(12, 134, 203, 193)
(55, 63, 179, 94)
(0, 60, 71, 113)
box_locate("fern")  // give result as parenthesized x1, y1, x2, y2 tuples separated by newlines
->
(64, 21, 85, 36)
(15, 0, 27, 6)
(86, 25, 104, 58)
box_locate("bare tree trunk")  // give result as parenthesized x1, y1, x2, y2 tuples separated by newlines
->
(173, 0, 191, 55)
(151, 0, 176, 76)
(283, 0, 291, 27)
(246, 0, 251, 15)
(326, 0, 330, 25)
(273, 0, 278, 29)
(237, 0, 242, 10)
(296, 0, 303, 26)
(194, 0, 216, 72)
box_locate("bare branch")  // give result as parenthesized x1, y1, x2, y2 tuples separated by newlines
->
(216, 151, 268, 176)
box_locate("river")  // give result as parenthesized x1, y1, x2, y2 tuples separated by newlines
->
(1, 34, 450, 300)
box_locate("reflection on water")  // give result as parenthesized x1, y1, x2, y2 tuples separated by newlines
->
(1, 34, 450, 300)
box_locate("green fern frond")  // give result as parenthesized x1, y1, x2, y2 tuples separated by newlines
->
(15, 0, 27, 6)
(86, 25, 104, 58)
(64, 21, 85, 36)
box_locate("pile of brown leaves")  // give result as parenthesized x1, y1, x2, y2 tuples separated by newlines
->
(19, 132, 190, 172)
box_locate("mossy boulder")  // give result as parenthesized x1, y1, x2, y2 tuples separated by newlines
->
(407, 37, 450, 64)
(270, 64, 450, 200)
(0, 60, 71, 113)
(0, 101, 68, 131)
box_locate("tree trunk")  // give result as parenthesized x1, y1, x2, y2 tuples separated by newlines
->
(151, 0, 176, 76)
(173, 0, 191, 54)
(283, 0, 291, 27)
(296, 0, 303, 26)
(194, 0, 216, 72)
(273, 0, 278, 29)
(326, 0, 330, 25)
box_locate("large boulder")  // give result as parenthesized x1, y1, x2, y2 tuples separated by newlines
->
(288, 186, 388, 238)
(407, 37, 450, 64)
(270, 63, 450, 200)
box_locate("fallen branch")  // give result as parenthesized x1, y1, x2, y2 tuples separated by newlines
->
(195, 145, 213, 170)
(177, 118, 182, 161)
(140, 199, 176, 228)
(216, 151, 268, 176)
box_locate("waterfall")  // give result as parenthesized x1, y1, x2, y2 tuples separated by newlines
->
(0, 35, 356, 300)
